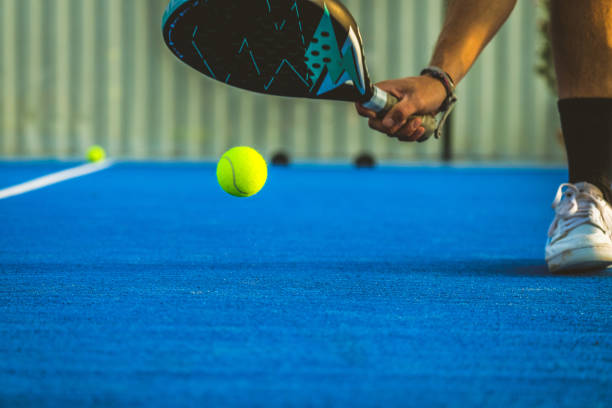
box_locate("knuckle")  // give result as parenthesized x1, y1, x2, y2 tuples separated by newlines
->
(397, 135, 413, 143)
(368, 120, 383, 133)
(391, 105, 410, 121)
(409, 130, 423, 141)
(394, 130, 411, 142)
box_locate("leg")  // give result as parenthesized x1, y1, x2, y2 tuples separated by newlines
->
(546, 0, 612, 272)
(551, 0, 612, 99)
(551, 0, 612, 199)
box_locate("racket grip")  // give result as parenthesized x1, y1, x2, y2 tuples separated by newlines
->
(363, 86, 437, 142)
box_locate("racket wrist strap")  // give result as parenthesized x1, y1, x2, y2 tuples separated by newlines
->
(420, 66, 458, 139)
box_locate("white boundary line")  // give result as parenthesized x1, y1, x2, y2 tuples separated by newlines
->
(0, 160, 114, 200)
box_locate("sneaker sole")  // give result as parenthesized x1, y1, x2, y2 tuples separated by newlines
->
(547, 245, 612, 273)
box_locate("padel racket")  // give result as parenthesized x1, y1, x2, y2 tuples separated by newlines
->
(162, 0, 437, 140)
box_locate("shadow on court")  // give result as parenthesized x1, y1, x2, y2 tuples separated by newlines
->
(171, 258, 612, 278)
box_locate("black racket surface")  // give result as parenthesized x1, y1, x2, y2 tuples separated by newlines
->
(162, 0, 374, 102)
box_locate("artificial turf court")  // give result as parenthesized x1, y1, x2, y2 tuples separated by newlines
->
(0, 161, 610, 407)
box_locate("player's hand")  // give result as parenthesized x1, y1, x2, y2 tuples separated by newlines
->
(355, 76, 447, 142)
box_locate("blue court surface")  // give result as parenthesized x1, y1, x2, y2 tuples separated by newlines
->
(0, 161, 610, 407)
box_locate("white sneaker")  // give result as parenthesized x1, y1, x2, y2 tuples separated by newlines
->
(546, 182, 612, 273)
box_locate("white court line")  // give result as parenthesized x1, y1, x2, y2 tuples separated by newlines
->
(0, 160, 114, 200)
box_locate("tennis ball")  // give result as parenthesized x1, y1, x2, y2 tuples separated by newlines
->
(217, 146, 267, 197)
(86, 145, 106, 163)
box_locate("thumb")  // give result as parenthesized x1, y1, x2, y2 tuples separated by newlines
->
(381, 97, 420, 135)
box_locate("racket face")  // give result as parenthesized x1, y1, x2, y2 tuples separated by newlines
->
(162, 0, 373, 102)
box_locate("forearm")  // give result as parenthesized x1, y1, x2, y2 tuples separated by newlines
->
(430, 0, 517, 84)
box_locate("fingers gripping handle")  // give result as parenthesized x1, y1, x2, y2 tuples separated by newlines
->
(362, 86, 437, 142)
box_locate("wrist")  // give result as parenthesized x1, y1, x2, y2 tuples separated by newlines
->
(421, 67, 457, 111)
(417, 66, 459, 140)
(419, 75, 448, 110)
(429, 56, 464, 85)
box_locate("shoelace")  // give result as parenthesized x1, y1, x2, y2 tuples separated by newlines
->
(548, 183, 612, 238)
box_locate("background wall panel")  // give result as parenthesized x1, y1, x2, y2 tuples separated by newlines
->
(0, 0, 565, 163)
(2, 0, 18, 156)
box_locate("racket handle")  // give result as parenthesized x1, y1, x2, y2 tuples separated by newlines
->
(363, 86, 437, 142)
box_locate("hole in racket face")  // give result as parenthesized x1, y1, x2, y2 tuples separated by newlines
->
(163, 0, 372, 102)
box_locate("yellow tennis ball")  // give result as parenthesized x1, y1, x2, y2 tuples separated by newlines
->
(217, 146, 268, 197)
(86, 145, 106, 163)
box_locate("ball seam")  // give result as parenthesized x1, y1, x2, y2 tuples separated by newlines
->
(224, 156, 247, 195)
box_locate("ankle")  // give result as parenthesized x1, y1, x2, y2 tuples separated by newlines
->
(574, 177, 612, 204)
